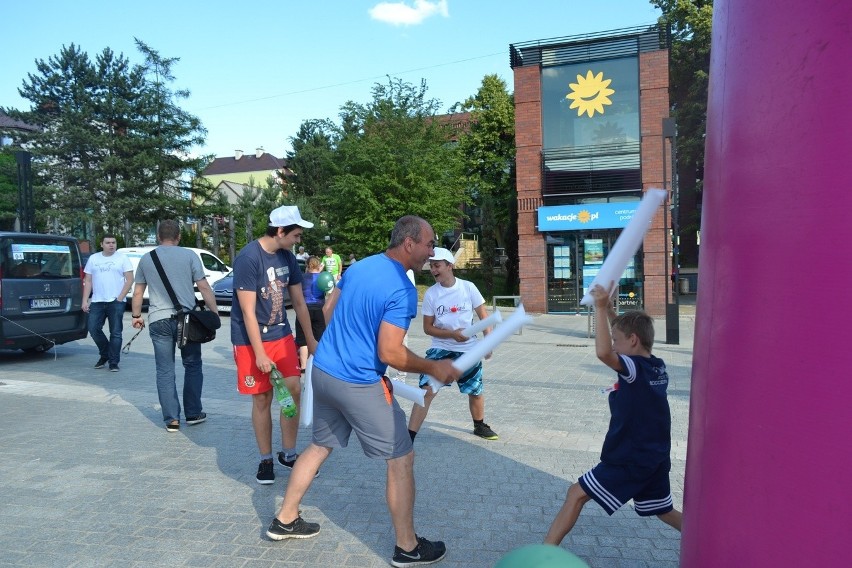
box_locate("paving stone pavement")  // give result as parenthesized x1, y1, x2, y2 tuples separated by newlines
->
(0, 303, 694, 568)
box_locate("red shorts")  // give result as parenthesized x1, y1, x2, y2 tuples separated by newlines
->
(234, 335, 300, 395)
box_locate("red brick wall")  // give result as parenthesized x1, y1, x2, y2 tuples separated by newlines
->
(514, 65, 547, 313)
(512, 48, 670, 317)
(640, 49, 670, 318)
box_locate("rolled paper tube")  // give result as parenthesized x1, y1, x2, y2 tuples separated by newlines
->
(580, 188, 667, 306)
(451, 304, 533, 373)
(461, 309, 503, 338)
(300, 355, 314, 427)
(389, 378, 426, 407)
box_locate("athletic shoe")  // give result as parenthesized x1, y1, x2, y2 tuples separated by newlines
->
(277, 452, 320, 478)
(186, 413, 207, 425)
(266, 516, 320, 541)
(94, 357, 108, 369)
(166, 421, 180, 433)
(391, 535, 447, 567)
(109, 364, 119, 372)
(473, 422, 499, 440)
(256, 459, 274, 485)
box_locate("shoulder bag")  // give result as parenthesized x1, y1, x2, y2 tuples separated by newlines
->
(150, 250, 221, 347)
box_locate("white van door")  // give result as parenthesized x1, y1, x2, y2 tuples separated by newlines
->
(198, 251, 230, 286)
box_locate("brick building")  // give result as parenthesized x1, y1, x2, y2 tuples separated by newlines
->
(510, 26, 671, 317)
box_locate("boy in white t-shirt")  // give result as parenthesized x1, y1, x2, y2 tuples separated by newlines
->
(407, 247, 498, 441)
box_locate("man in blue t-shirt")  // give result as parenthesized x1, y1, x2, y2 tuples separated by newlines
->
(231, 205, 318, 486)
(544, 281, 682, 546)
(266, 216, 461, 566)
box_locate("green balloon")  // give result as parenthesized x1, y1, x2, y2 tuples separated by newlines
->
(495, 544, 589, 568)
(316, 271, 336, 292)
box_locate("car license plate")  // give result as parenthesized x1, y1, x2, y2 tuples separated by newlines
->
(31, 298, 61, 309)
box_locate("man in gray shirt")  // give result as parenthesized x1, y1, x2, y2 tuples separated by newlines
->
(130, 220, 219, 433)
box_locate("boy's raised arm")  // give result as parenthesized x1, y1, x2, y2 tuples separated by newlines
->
(592, 282, 622, 371)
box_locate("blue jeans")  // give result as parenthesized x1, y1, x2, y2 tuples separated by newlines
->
(88, 300, 125, 365)
(149, 318, 204, 424)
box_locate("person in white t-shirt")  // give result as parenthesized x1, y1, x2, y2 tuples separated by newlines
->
(82, 235, 134, 371)
(295, 246, 310, 263)
(407, 247, 499, 441)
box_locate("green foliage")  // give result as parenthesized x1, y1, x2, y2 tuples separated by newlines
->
(652, 0, 713, 264)
(8, 40, 208, 244)
(453, 74, 518, 293)
(0, 151, 17, 230)
(287, 78, 466, 258)
(479, 195, 496, 293)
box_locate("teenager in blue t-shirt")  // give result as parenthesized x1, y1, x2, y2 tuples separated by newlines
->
(545, 281, 683, 545)
(230, 205, 318, 486)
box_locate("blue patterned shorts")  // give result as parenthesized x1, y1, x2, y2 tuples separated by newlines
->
(418, 348, 484, 396)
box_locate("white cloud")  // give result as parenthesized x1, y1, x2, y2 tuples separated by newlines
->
(369, 0, 449, 26)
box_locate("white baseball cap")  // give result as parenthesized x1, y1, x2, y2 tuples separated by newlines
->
(269, 205, 313, 228)
(429, 247, 455, 264)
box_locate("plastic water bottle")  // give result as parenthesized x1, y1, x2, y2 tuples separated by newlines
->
(269, 365, 297, 418)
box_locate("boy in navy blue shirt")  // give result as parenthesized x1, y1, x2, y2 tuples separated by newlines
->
(545, 282, 682, 545)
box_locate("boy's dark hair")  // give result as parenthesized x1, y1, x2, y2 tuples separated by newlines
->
(611, 310, 655, 351)
(265, 223, 301, 238)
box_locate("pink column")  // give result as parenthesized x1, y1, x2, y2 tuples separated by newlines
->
(681, 0, 852, 565)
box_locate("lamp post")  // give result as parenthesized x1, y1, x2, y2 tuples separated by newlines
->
(662, 117, 679, 345)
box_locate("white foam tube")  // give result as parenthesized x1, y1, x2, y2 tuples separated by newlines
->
(579, 188, 668, 306)
(300, 355, 314, 427)
(453, 303, 533, 370)
(424, 306, 532, 392)
(389, 379, 427, 407)
(461, 309, 503, 338)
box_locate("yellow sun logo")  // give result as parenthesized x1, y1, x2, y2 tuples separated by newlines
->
(566, 70, 615, 118)
(578, 210, 592, 223)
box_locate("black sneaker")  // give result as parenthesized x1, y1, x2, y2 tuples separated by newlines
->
(166, 421, 180, 433)
(266, 516, 320, 541)
(109, 364, 119, 372)
(277, 452, 319, 478)
(473, 422, 499, 440)
(256, 459, 274, 484)
(391, 535, 447, 567)
(94, 357, 108, 369)
(186, 413, 207, 425)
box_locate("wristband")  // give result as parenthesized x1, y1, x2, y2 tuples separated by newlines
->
(132, 314, 142, 318)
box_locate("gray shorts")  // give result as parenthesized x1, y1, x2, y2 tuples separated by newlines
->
(311, 366, 413, 459)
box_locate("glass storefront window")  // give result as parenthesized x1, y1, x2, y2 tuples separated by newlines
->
(546, 230, 643, 313)
(542, 56, 640, 151)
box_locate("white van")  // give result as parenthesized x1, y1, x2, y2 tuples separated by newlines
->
(117, 246, 231, 305)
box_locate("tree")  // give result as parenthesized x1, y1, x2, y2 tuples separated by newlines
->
(454, 74, 518, 293)
(0, 152, 17, 230)
(9, 41, 209, 243)
(15, 44, 103, 237)
(652, 0, 713, 266)
(133, 39, 211, 222)
(291, 78, 466, 258)
(286, 119, 339, 201)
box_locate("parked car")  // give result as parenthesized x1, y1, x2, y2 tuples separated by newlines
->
(211, 258, 304, 314)
(117, 246, 231, 306)
(0, 232, 88, 352)
(211, 271, 236, 313)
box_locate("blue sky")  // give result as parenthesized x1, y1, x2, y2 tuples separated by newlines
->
(1, 0, 661, 159)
